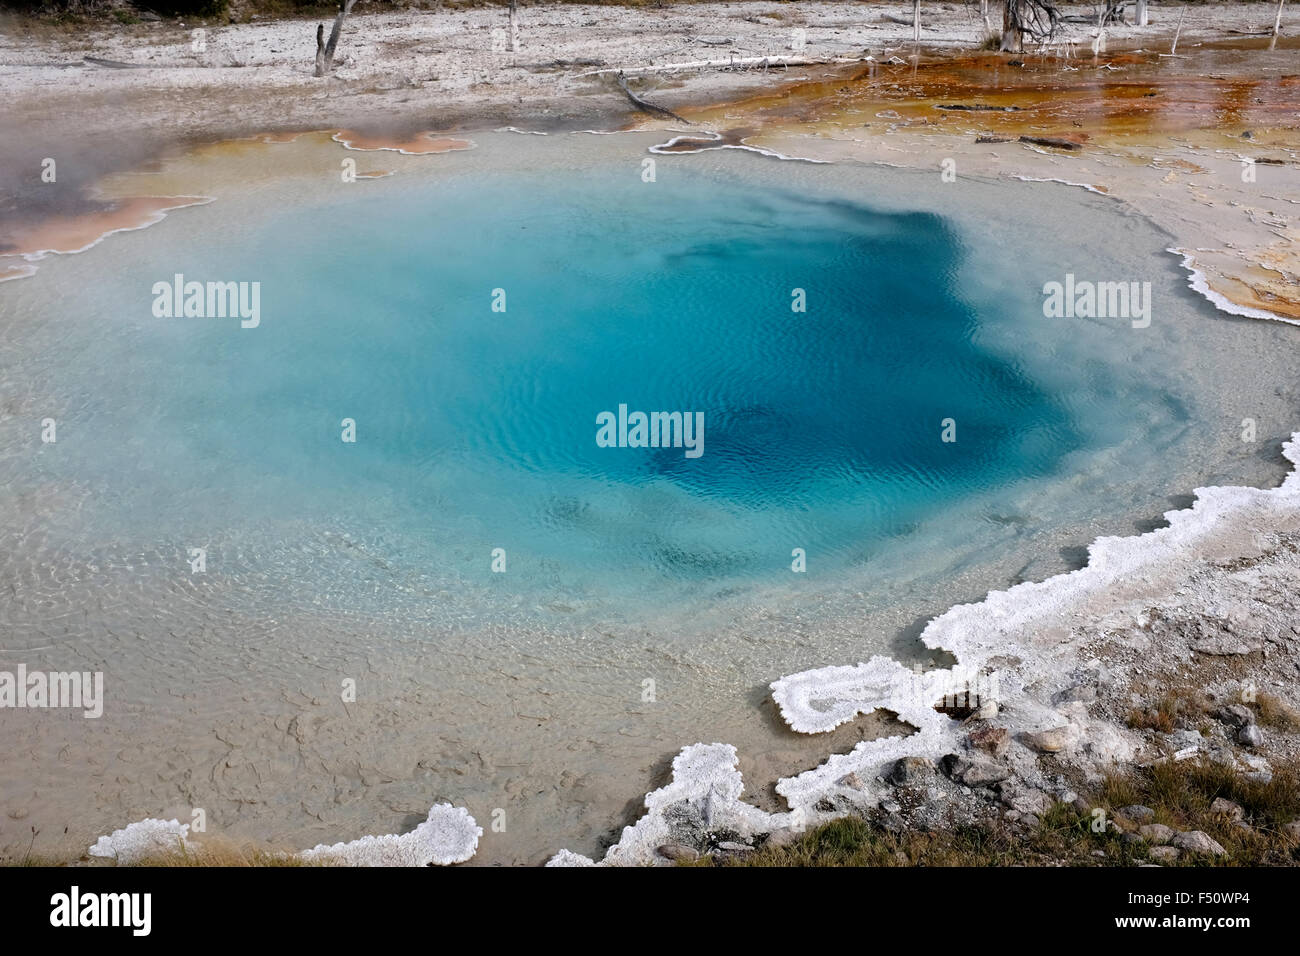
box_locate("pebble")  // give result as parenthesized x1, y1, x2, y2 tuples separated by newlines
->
(656, 843, 699, 862)
(1023, 725, 1073, 753)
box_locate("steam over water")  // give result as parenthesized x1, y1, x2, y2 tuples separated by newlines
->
(1, 132, 1296, 863)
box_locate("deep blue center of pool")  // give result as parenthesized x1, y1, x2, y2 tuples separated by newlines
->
(65, 165, 1090, 598)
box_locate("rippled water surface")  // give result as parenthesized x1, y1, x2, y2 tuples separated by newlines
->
(2, 132, 1297, 863)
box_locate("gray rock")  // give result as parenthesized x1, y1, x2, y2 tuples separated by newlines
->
(1238, 724, 1263, 748)
(1192, 636, 1261, 655)
(1053, 684, 1098, 705)
(1172, 830, 1227, 856)
(888, 756, 936, 787)
(1001, 785, 1054, 816)
(940, 753, 1010, 787)
(1209, 797, 1244, 821)
(1119, 805, 1156, 824)
(1282, 821, 1300, 843)
(1148, 845, 1181, 863)
(1216, 704, 1254, 728)
(1138, 823, 1176, 845)
(1165, 729, 1205, 752)
(1240, 752, 1273, 783)
(657, 843, 699, 862)
(763, 827, 802, 849)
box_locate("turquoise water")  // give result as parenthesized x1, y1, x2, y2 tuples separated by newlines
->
(170, 172, 1078, 583)
(5, 133, 1300, 863)
(8, 145, 1278, 633)
(11, 162, 1151, 621)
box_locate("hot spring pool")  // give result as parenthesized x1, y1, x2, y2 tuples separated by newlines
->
(1, 130, 1295, 863)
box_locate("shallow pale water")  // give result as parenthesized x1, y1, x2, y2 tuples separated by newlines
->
(1, 131, 1297, 863)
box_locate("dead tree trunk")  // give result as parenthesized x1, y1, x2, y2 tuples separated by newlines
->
(315, 0, 358, 77)
(1000, 0, 1060, 52)
(1001, 1, 1022, 51)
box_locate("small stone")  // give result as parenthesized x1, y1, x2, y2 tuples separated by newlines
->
(888, 756, 936, 787)
(1138, 823, 1176, 845)
(1053, 684, 1097, 705)
(1060, 790, 1078, 804)
(764, 827, 801, 849)
(1192, 636, 1260, 655)
(1000, 785, 1053, 816)
(838, 771, 867, 790)
(1022, 813, 1040, 827)
(1216, 704, 1254, 728)
(940, 753, 1009, 787)
(7, 808, 28, 821)
(1090, 849, 1106, 858)
(716, 841, 753, 853)
(1281, 821, 1300, 843)
(656, 843, 698, 862)
(881, 800, 901, 814)
(1238, 724, 1263, 748)
(1172, 830, 1226, 856)
(1209, 798, 1244, 821)
(1023, 725, 1074, 753)
(1148, 845, 1181, 863)
(967, 724, 1010, 757)
(1119, 805, 1156, 824)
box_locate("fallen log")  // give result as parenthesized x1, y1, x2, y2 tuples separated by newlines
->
(83, 56, 151, 69)
(1019, 135, 1083, 150)
(616, 71, 691, 125)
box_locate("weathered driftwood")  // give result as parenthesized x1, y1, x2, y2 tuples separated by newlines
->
(1019, 135, 1083, 151)
(84, 56, 150, 69)
(315, 0, 358, 77)
(615, 71, 691, 125)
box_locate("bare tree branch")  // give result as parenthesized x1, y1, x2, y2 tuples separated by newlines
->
(315, 0, 359, 78)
